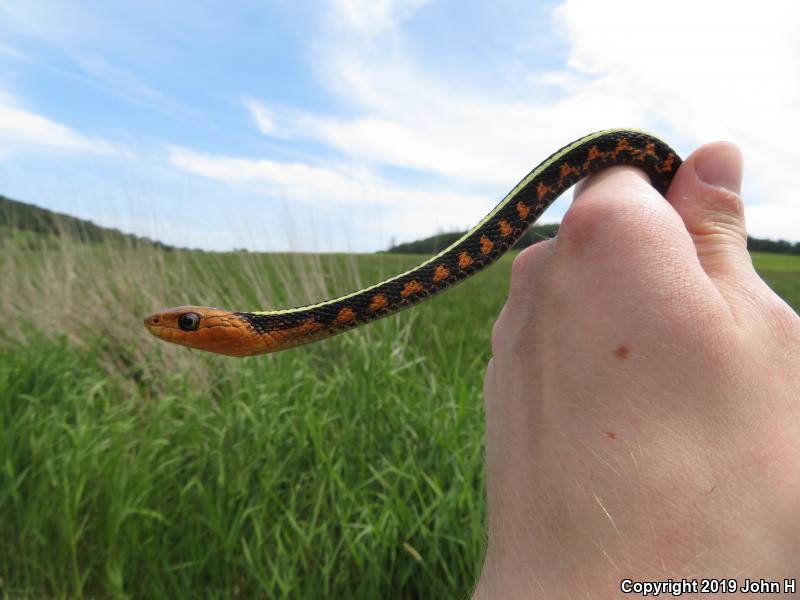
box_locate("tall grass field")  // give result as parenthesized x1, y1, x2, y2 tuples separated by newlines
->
(1, 226, 798, 599)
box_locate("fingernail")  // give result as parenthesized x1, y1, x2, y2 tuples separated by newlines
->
(694, 143, 743, 194)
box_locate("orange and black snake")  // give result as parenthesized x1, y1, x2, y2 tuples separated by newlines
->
(144, 128, 681, 356)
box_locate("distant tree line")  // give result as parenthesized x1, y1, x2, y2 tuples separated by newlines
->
(746, 236, 800, 255)
(383, 224, 560, 255)
(0, 194, 174, 250)
(385, 223, 800, 256)
(3, 193, 797, 256)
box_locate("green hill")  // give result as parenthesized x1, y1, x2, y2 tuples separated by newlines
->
(3, 193, 798, 256)
(0, 194, 174, 250)
(384, 224, 560, 254)
(385, 223, 800, 256)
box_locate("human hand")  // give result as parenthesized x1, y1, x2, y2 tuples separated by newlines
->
(474, 142, 800, 598)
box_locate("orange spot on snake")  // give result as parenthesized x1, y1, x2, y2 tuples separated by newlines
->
(433, 265, 450, 283)
(606, 431, 617, 440)
(536, 181, 552, 201)
(613, 138, 631, 157)
(582, 145, 612, 172)
(270, 318, 323, 347)
(516, 201, 529, 221)
(368, 294, 389, 312)
(334, 307, 356, 325)
(400, 280, 423, 298)
(298, 318, 322, 334)
(480, 235, 493, 255)
(458, 251, 473, 269)
(656, 153, 675, 173)
(559, 161, 581, 183)
(613, 344, 630, 360)
(498, 219, 512, 237)
(583, 138, 672, 174)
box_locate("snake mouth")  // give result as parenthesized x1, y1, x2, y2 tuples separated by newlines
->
(144, 313, 180, 341)
(142, 317, 183, 344)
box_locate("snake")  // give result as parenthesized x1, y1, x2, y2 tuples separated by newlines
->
(144, 128, 681, 356)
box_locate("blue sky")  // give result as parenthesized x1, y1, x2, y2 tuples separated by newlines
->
(1, 0, 798, 251)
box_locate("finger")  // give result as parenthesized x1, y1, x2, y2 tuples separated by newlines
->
(557, 165, 698, 274)
(505, 237, 556, 311)
(573, 163, 651, 200)
(666, 142, 757, 286)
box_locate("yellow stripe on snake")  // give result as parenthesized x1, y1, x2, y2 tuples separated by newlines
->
(144, 129, 680, 356)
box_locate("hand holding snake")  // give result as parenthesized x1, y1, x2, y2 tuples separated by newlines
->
(474, 142, 800, 596)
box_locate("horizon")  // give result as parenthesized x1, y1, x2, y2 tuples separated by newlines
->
(3, 193, 798, 256)
(1, 0, 798, 251)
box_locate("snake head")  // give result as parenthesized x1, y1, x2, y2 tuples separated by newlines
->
(143, 305, 259, 356)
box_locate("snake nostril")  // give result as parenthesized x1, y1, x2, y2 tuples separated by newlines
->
(152, 317, 160, 324)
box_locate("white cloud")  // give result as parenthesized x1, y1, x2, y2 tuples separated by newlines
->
(244, 99, 275, 135)
(553, 0, 800, 239)
(253, 0, 798, 241)
(331, 0, 431, 35)
(0, 103, 126, 156)
(168, 145, 370, 201)
(168, 145, 490, 244)
(249, 80, 648, 187)
(7, 0, 793, 253)
(286, 4, 657, 190)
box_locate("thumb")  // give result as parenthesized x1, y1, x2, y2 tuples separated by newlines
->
(667, 142, 755, 286)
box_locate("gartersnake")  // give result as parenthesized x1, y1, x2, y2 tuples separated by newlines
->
(144, 128, 681, 356)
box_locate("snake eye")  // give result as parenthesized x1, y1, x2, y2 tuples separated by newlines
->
(178, 312, 201, 331)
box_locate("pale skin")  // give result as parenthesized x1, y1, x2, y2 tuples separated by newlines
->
(474, 142, 800, 599)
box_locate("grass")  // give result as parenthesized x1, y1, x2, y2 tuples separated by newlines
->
(751, 253, 800, 312)
(0, 331, 487, 599)
(1, 228, 798, 599)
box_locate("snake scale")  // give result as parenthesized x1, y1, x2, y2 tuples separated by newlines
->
(144, 128, 681, 356)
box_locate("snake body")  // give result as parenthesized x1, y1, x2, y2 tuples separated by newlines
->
(144, 129, 681, 356)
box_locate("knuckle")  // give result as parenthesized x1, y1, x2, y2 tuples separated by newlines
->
(703, 187, 745, 219)
(556, 199, 614, 252)
(689, 189, 747, 242)
(510, 244, 539, 281)
(508, 240, 552, 305)
(558, 193, 675, 260)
